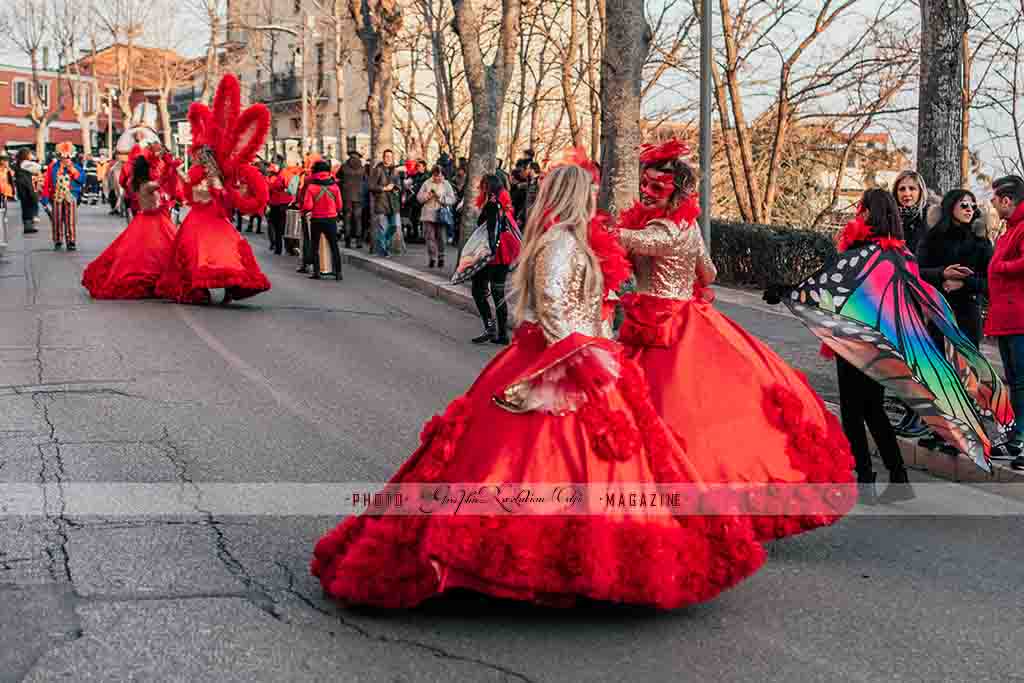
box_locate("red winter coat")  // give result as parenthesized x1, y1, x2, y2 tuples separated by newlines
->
(985, 202, 1024, 336)
(268, 174, 293, 206)
(301, 173, 343, 219)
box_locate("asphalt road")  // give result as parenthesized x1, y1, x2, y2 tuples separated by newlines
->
(1, 205, 1022, 682)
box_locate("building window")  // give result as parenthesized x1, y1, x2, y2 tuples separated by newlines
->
(12, 80, 29, 107)
(38, 82, 49, 108)
(291, 117, 301, 131)
(294, 0, 301, 13)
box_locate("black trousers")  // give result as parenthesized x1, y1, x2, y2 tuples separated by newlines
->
(836, 357, 905, 480)
(343, 202, 362, 246)
(268, 205, 286, 254)
(310, 217, 342, 277)
(471, 265, 509, 337)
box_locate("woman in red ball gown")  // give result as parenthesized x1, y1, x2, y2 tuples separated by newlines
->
(311, 160, 767, 610)
(82, 146, 182, 299)
(156, 74, 271, 305)
(616, 140, 857, 542)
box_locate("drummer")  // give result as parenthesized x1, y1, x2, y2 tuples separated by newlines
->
(267, 162, 293, 255)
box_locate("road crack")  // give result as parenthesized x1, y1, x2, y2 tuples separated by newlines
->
(274, 561, 537, 682)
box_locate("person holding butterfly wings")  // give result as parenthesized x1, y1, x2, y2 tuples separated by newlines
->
(765, 189, 1013, 500)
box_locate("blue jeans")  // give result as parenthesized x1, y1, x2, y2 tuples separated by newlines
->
(376, 213, 399, 256)
(997, 334, 1024, 442)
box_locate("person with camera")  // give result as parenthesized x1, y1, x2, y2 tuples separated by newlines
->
(416, 165, 455, 269)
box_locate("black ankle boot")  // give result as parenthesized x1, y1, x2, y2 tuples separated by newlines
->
(429, 259, 435, 269)
(472, 320, 496, 344)
(878, 467, 916, 503)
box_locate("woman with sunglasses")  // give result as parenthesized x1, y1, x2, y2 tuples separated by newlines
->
(917, 189, 993, 347)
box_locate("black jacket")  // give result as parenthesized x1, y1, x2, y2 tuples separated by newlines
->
(916, 221, 993, 306)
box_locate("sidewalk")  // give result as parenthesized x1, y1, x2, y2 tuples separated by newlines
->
(340, 240, 1024, 495)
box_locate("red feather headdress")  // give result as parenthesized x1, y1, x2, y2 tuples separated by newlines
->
(186, 74, 271, 213)
(187, 74, 270, 179)
(639, 139, 692, 167)
(545, 147, 601, 185)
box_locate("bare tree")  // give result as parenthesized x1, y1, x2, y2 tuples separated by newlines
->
(599, 0, 652, 212)
(350, 0, 403, 159)
(93, 0, 152, 119)
(450, 0, 521, 242)
(7, 0, 65, 158)
(52, 0, 101, 156)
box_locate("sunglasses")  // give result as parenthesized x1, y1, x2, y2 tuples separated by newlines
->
(958, 202, 977, 211)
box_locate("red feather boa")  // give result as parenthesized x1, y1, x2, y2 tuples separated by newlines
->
(590, 210, 632, 298)
(835, 215, 906, 252)
(617, 195, 701, 231)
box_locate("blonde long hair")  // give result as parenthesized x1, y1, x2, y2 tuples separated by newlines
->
(511, 164, 603, 325)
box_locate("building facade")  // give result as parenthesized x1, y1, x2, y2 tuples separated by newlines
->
(226, 0, 372, 164)
(0, 65, 98, 156)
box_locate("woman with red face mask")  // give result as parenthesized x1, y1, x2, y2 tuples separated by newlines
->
(616, 139, 857, 539)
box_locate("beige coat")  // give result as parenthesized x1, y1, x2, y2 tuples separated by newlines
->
(416, 178, 455, 223)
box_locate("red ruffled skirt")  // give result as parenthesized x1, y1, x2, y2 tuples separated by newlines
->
(155, 202, 270, 304)
(82, 210, 177, 299)
(312, 322, 767, 609)
(619, 292, 857, 541)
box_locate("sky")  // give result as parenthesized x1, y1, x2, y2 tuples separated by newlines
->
(1, 0, 1016, 183)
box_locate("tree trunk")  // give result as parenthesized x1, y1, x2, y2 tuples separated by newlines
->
(561, 0, 582, 148)
(960, 30, 971, 188)
(35, 125, 47, 161)
(451, 0, 522, 244)
(334, 5, 348, 158)
(159, 92, 173, 149)
(77, 114, 95, 156)
(598, 0, 651, 213)
(918, 0, 968, 195)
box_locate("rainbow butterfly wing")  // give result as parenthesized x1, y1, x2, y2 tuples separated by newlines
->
(787, 244, 1011, 471)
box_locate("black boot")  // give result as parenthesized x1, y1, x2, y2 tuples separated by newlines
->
(878, 467, 915, 503)
(429, 259, 435, 269)
(492, 314, 509, 345)
(472, 320, 496, 344)
(437, 257, 444, 269)
(66, 241, 76, 251)
(857, 471, 878, 506)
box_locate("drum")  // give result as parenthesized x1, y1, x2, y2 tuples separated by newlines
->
(284, 209, 303, 241)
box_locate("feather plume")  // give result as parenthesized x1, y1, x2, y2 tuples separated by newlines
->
(225, 164, 270, 216)
(227, 105, 271, 170)
(212, 75, 242, 163)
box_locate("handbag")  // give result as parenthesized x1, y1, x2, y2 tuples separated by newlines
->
(438, 205, 454, 227)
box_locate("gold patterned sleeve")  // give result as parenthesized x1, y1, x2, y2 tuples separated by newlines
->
(533, 230, 579, 344)
(618, 220, 679, 257)
(692, 228, 718, 285)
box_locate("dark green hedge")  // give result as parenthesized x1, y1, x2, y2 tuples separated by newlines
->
(709, 220, 836, 289)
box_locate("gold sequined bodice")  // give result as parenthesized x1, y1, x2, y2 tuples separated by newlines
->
(522, 227, 611, 342)
(619, 219, 717, 300)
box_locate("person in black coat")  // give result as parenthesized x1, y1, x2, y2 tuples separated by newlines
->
(916, 189, 993, 347)
(13, 149, 40, 235)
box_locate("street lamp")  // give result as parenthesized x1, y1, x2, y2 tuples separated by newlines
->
(699, 1, 712, 248)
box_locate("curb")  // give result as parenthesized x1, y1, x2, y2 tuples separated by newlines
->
(342, 246, 1024, 497)
(342, 247, 477, 314)
(821, 400, 1024, 497)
